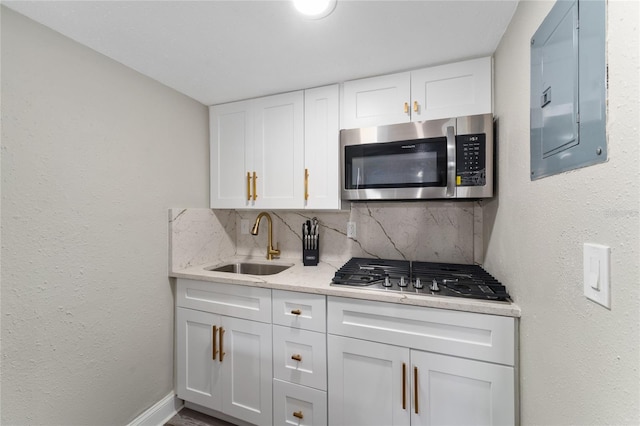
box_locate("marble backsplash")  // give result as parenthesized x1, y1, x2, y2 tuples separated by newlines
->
(169, 208, 236, 271)
(170, 202, 483, 272)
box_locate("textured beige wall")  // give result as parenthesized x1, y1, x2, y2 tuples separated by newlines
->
(487, 1, 639, 424)
(1, 7, 209, 425)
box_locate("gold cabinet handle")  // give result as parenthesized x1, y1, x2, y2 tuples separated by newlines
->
(246, 172, 251, 201)
(414, 366, 419, 414)
(404, 102, 409, 114)
(291, 354, 302, 362)
(252, 172, 258, 201)
(293, 411, 304, 420)
(304, 168, 309, 201)
(413, 100, 419, 113)
(291, 309, 302, 315)
(402, 362, 407, 410)
(219, 327, 226, 362)
(212, 325, 218, 360)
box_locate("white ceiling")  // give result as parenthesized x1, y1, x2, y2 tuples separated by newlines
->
(3, 0, 519, 106)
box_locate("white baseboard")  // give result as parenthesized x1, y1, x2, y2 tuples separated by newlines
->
(128, 392, 184, 426)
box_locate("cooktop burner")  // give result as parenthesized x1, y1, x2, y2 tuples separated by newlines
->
(331, 257, 510, 302)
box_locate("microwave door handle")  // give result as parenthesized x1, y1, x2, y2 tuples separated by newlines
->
(446, 126, 456, 198)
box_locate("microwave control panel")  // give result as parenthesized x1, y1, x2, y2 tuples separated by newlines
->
(456, 134, 486, 186)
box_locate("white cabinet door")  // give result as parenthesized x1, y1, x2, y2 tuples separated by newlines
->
(411, 57, 492, 122)
(209, 100, 253, 209)
(253, 91, 304, 209)
(176, 308, 273, 425)
(176, 308, 222, 411)
(328, 335, 411, 426)
(304, 85, 341, 209)
(342, 72, 411, 129)
(220, 315, 273, 425)
(411, 350, 514, 426)
(274, 379, 327, 426)
(342, 57, 492, 129)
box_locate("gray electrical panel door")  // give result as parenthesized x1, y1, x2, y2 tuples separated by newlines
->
(530, 0, 606, 180)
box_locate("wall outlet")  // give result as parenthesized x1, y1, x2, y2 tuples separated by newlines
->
(240, 219, 250, 235)
(346, 221, 356, 239)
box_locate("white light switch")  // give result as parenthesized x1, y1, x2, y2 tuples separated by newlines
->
(583, 243, 611, 309)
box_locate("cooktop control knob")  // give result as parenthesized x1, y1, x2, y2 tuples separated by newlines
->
(398, 276, 407, 287)
(383, 275, 392, 287)
(430, 279, 440, 292)
(414, 277, 423, 289)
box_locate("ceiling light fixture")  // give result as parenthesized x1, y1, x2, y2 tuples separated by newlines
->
(292, 0, 337, 19)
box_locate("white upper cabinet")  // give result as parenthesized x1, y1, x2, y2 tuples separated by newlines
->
(342, 57, 492, 129)
(253, 91, 304, 209)
(210, 86, 340, 210)
(304, 85, 341, 210)
(210, 91, 303, 209)
(411, 57, 492, 122)
(341, 72, 411, 129)
(210, 100, 252, 209)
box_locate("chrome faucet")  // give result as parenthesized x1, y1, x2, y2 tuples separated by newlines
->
(250, 212, 280, 260)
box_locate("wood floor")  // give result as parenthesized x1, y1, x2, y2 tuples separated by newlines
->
(164, 408, 237, 426)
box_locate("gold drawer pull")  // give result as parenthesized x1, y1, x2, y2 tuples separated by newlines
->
(293, 411, 304, 420)
(304, 168, 309, 201)
(403, 102, 409, 113)
(252, 171, 258, 201)
(414, 366, 419, 414)
(246, 172, 251, 201)
(402, 362, 407, 410)
(212, 325, 218, 360)
(413, 100, 419, 112)
(219, 327, 226, 362)
(291, 354, 302, 362)
(291, 309, 302, 315)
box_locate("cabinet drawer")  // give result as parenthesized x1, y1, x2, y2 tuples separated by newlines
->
(272, 290, 326, 332)
(327, 296, 515, 366)
(273, 325, 327, 391)
(176, 279, 271, 323)
(273, 379, 327, 426)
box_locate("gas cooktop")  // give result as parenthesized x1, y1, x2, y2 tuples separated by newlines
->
(331, 257, 510, 302)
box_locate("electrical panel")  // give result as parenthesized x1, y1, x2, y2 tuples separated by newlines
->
(530, 0, 606, 180)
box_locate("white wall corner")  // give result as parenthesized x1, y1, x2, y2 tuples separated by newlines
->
(128, 392, 183, 426)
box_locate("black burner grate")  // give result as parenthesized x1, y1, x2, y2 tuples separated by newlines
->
(331, 257, 510, 301)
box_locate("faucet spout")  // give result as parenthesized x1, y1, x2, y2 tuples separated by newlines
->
(250, 212, 280, 260)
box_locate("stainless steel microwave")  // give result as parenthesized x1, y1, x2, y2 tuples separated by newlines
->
(340, 113, 494, 201)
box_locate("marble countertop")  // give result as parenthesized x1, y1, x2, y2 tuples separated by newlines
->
(170, 256, 521, 318)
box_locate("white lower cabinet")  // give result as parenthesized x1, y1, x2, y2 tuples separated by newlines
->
(175, 283, 516, 426)
(273, 379, 328, 426)
(328, 335, 410, 426)
(410, 350, 514, 426)
(176, 280, 272, 426)
(327, 297, 516, 426)
(272, 290, 328, 426)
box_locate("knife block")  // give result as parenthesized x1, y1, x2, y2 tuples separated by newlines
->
(303, 235, 319, 266)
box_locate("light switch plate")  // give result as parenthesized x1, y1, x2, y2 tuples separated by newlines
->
(583, 243, 611, 308)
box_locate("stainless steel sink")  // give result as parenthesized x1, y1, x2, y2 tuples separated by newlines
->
(205, 262, 292, 276)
